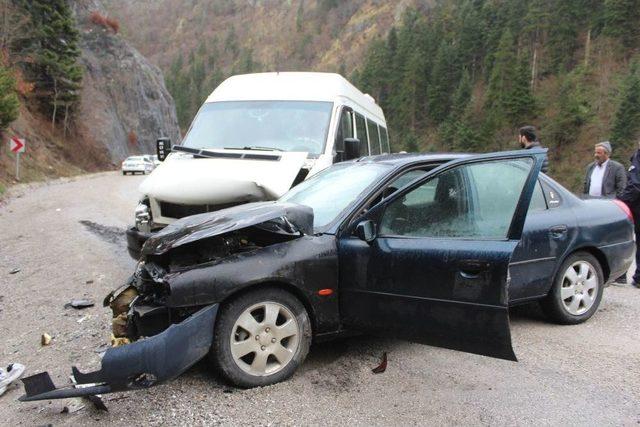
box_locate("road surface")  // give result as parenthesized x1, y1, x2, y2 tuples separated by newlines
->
(1, 172, 639, 425)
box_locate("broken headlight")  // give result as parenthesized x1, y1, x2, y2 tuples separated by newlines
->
(135, 200, 151, 233)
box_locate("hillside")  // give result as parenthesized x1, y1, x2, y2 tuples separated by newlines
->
(103, 0, 429, 127)
(0, 0, 180, 193)
(104, 0, 640, 191)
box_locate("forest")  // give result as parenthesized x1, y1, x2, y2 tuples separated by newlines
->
(354, 0, 640, 175)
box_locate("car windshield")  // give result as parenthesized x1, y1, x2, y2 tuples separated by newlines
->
(181, 101, 333, 155)
(279, 162, 391, 228)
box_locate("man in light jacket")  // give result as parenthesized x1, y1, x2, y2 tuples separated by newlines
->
(583, 141, 626, 199)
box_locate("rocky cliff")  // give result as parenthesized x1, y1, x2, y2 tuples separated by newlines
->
(72, 0, 180, 162)
(0, 0, 180, 191)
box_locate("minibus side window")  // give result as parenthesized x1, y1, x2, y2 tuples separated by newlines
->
(367, 119, 381, 155)
(355, 113, 369, 155)
(380, 127, 390, 153)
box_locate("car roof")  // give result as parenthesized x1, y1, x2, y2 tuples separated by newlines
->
(352, 152, 471, 167)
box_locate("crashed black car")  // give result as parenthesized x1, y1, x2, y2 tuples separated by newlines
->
(21, 149, 634, 401)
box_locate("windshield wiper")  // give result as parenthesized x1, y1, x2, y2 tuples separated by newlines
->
(224, 146, 284, 152)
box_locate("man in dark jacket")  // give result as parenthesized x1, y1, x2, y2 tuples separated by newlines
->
(619, 142, 640, 288)
(583, 141, 626, 198)
(519, 126, 548, 173)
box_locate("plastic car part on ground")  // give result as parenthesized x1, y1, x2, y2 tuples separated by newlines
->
(0, 363, 25, 396)
(19, 304, 218, 401)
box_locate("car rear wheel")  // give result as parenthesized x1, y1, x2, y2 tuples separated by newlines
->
(540, 251, 604, 324)
(209, 287, 311, 388)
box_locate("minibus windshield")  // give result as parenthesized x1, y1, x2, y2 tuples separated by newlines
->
(181, 101, 333, 155)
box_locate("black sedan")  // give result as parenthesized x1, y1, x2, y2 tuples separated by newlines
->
(21, 149, 634, 401)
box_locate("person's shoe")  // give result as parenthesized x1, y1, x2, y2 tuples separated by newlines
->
(0, 363, 25, 397)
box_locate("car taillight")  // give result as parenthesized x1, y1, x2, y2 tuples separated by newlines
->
(613, 199, 633, 222)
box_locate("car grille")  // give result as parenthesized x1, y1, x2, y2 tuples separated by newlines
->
(159, 201, 242, 219)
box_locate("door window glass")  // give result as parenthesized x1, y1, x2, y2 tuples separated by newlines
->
(379, 158, 533, 239)
(367, 120, 381, 155)
(529, 180, 548, 211)
(380, 127, 390, 153)
(355, 113, 368, 155)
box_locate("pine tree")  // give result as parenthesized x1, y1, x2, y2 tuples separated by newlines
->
(485, 30, 535, 129)
(603, 0, 640, 48)
(441, 70, 473, 149)
(15, 0, 83, 131)
(611, 61, 640, 152)
(0, 65, 19, 131)
(428, 40, 459, 124)
(545, 67, 592, 147)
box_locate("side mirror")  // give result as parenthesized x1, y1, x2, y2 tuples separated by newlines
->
(355, 220, 377, 243)
(344, 137, 361, 160)
(156, 137, 171, 161)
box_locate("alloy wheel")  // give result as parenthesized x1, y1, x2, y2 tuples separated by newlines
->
(560, 260, 599, 316)
(230, 302, 300, 376)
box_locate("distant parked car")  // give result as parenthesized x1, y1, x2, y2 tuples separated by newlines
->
(150, 155, 160, 167)
(122, 156, 154, 175)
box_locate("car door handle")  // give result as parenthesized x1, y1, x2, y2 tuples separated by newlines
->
(457, 260, 490, 279)
(549, 225, 568, 238)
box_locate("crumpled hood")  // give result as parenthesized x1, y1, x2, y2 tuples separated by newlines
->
(142, 202, 314, 255)
(138, 151, 308, 205)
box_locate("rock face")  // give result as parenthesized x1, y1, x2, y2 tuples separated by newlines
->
(71, 0, 180, 163)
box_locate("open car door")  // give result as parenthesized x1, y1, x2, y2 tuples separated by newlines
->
(338, 150, 546, 361)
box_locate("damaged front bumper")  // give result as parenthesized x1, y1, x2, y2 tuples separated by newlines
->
(19, 304, 218, 402)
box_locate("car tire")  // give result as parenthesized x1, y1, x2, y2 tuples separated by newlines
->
(209, 287, 311, 388)
(122, 171, 126, 175)
(540, 251, 604, 325)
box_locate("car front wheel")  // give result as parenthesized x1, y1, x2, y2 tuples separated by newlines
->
(541, 251, 604, 324)
(209, 287, 311, 388)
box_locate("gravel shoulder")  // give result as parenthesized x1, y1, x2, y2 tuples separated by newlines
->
(0, 171, 639, 426)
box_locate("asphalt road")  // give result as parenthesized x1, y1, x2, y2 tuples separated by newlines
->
(1, 172, 639, 426)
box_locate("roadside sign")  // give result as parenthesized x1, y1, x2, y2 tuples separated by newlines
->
(10, 136, 25, 153)
(9, 136, 26, 181)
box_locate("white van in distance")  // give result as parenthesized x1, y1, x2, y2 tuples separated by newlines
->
(126, 72, 389, 259)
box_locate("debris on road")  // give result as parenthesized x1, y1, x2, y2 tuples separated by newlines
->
(0, 363, 25, 396)
(60, 402, 85, 414)
(64, 299, 95, 310)
(109, 334, 130, 347)
(77, 315, 90, 323)
(41, 333, 52, 346)
(372, 352, 387, 374)
(70, 375, 108, 411)
(9, 268, 20, 275)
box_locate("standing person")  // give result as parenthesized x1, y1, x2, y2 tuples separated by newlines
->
(519, 125, 549, 173)
(583, 141, 626, 199)
(619, 141, 640, 288)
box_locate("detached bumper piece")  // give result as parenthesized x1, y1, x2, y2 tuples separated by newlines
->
(20, 304, 218, 402)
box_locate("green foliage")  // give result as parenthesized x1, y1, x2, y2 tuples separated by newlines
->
(401, 131, 420, 152)
(0, 65, 20, 131)
(603, 0, 640, 48)
(545, 67, 593, 147)
(485, 30, 535, 126)
(15, 0, 83, 128)
(296, 0, 304, 32)
(611, 60, 640, 152)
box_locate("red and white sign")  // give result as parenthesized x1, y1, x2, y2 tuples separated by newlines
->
(10, 136, 25, 153)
